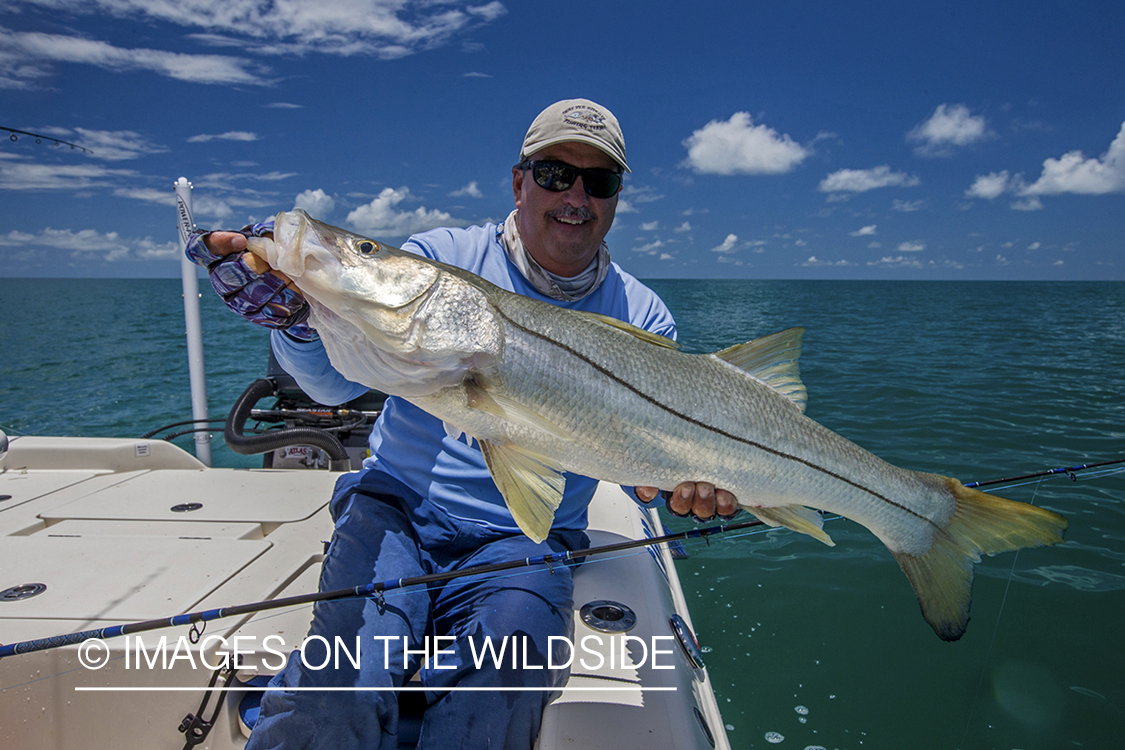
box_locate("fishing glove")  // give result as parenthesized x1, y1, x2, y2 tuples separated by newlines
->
(186, 219, 318, 342)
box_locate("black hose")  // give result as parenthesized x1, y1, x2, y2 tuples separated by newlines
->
(224, 378, 352, 471)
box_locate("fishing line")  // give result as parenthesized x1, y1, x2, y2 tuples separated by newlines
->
(959, 473, 1051, 749)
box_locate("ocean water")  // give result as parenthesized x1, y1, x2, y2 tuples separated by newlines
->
(2, 278, 1123, 749)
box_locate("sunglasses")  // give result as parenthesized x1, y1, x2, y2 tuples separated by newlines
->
(517, 159, 623, 199)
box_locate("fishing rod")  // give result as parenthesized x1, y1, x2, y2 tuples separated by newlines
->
(1, 126, 93, 154)
(964, 458, 1125, 489)
(0, 517, 765, 659)
(5, 456, 1118, 660)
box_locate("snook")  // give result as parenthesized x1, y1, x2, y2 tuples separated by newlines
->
(247, 210, 1067, 641)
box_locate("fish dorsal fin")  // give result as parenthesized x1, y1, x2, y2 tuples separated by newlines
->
(713, 327, 807, 413)
(478, 439, 566, 543)
(748, 505, 835, 547)
(576, 311, 681, 350)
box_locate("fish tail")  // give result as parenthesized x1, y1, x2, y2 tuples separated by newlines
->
(893, 478, 1067, 641)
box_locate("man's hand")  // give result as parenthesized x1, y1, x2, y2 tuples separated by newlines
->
(203, 231, 288, 280)
(203, 230, 249, 258)
(635, 483, 738, 520)
(186, 223, 314, 337)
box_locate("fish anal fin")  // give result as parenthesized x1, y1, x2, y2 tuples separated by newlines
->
(748, 505, 834, 546)
(478, 439, 566, 544)
(576, 311, 681, 350)
(712, 328, 807, 413)
(464, 378, 572, 442)
(895, 479, 1068, 641)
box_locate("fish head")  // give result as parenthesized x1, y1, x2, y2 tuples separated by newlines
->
(247, 209, 495, 397)
(259, 209, 440, 312)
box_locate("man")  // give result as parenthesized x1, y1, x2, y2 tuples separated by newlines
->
(188, 98, 737, 749)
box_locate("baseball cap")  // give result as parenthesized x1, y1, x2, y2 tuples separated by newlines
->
(520, 99, 630, 173)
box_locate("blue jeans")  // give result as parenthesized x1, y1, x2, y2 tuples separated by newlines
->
(245, 469, 588, 750)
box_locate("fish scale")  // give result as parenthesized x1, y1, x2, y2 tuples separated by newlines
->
(247, 210, 1068, 641)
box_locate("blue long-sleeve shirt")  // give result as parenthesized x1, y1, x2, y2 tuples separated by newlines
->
(272, 221, 676, 534)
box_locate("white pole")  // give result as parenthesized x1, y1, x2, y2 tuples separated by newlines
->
(175, 177, 212, 466)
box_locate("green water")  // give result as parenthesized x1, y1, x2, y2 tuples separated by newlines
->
(2, 278, 1123, 748)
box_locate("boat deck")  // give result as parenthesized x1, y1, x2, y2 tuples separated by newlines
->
(0, 436, 728, 749)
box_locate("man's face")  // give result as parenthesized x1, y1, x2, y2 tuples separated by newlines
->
(512, 141, 621, 277)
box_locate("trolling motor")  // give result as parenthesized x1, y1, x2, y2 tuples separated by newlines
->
(222, 349, 385, 471)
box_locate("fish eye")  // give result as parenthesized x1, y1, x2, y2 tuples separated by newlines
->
(357, 240, 380, 255)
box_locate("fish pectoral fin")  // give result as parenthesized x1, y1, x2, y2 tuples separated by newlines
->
(712, 328, 807, 413)
(464, 380, 572, 442)
(575, 311, 681, 350)
(748, 505, 834, 546)
(478, 439, 566, 544)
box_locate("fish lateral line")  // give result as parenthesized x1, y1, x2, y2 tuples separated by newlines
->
(492, 306, 937, 528)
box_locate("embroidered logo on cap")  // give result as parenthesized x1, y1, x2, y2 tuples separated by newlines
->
(563, 105, 607, 133)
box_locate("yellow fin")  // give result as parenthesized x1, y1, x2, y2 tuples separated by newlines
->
(712, 328, 807, 413)
(478, 439, 566, 543)
(748, 505, 834, 546)
(894, 479, 1067, 641)
(464, 379, 571, 442)
(576, 310, 681, 350)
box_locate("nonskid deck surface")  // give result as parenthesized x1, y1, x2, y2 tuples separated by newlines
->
(0, 436, 728, 750)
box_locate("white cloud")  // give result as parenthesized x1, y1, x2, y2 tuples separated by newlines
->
(1010, 196, 1043, 211)
(188, 131, 259, 143)
(818, 165, 920, 193)
(683, 112, 809, 175)
(892, 199, 926, 212)
(621, 185, 663, 204)
(850, 224, 877, 237)
(965, 171, 1011, 200)
(639, 221, 660, 231)
(658, 253, 674, 261)
(964, 122, 1125, 208)
(294, 188, 336, 218)
(0, 155, 138, 190)
(264, 102, 303, 109)
(0, 24, 269, 88)
(1027, 242, 1041, 250)
(346, 187, 459, 237)
(1021, 121, 1125, 195)
(2, 2, 508, 87)
(632, 239, 664, 255)
(674, 222, 692, 233)
(867, 255, 924, 268)
(0, 226, 179, 262)
(908, 103, 990, 156)
(710, 234, 739, 254)
(449, 181, 484, 198)
(897, 241, 926, 252)
(802, 256, 853, 267)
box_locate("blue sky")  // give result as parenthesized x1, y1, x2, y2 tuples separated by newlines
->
(1, 1, 1122, 280)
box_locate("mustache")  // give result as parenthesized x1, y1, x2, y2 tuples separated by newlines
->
(547, 206, 596, 222)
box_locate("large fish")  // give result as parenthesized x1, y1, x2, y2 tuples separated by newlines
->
(246, 209, 1067, 641)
